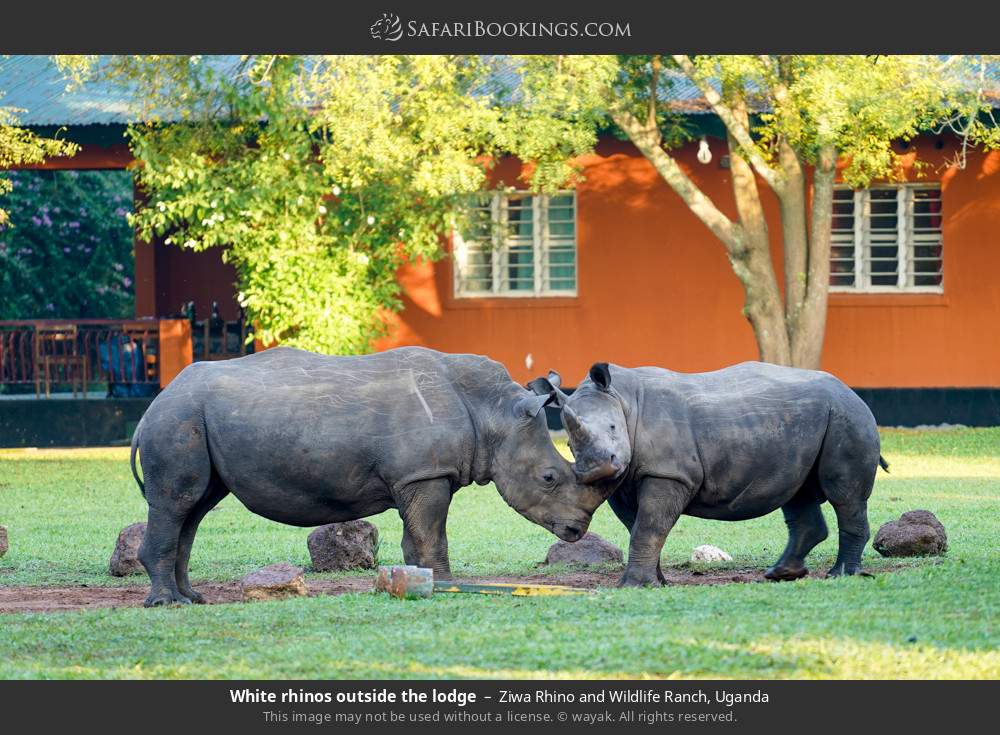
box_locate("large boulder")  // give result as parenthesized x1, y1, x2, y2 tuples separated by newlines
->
(691, 544, 733, 563)
(544, 532, 623, 567)
(307, 520, 379, 572)
(0, 525, 7, 558)
(873, 510, 948, 557)
(109, 522, 147, 577)
(241, 563, 308, 602)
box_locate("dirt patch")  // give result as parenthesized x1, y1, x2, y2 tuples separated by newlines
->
(0, 578, 371, 614)
(0, 564, 908, 615)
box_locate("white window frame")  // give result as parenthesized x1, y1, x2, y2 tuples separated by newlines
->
(829, 183, 943, 294)
(453, 191, 578, 298)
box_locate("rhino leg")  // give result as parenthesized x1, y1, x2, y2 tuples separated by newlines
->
(396, 478, 454, 579)
(174, 476, 230, 604)
(137, 415, 213, 607)
(610, 489, 667, 584)
(619, 477, 687, 588)
(817, 414, 877, 578)
(765, 482, 829, 581)
(139, 506, 192, 606)
(827, 499, 870, 577)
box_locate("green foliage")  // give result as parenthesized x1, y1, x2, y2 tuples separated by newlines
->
(92, 55, 611, 353)
(0, 170, 135, 319)
(1, 428, 998, 678)
(612, 55, 1000, 188)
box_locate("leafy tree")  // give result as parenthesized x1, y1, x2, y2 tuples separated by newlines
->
(0, 170, 136, 319)
(578, 54, 999, 367)
(84, 54, 997, 365)
(90, 55, 609, 353)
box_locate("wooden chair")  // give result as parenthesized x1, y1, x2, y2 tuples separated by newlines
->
(34, 324, 89, 398)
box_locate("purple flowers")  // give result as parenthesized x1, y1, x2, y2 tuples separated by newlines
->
(5, 169, 137, 317)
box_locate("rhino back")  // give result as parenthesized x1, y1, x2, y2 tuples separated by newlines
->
(630, 362, 860, 518)
(165, 347, 478, 496)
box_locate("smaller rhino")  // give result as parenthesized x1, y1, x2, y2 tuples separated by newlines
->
(531, 361, 888, 587)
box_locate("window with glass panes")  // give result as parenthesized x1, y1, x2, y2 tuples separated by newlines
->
(830, 184, 943, 291)
(453, 191, 577, 297)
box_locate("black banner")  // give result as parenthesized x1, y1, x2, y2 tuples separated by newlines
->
(0, 680, 996, 733)
(2, 0, 999, 53)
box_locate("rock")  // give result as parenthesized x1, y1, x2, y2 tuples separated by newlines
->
(691, 544, 733, 563)
(0, 526, 7, 557)
(874, 510, 948, 557)
(544, 533, 623, 567)
(109, 522, 146, 577)
(241, 563, 308, 601)
(307, 520, 379, 572)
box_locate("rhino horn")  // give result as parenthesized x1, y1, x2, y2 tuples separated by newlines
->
(562, 404, 586, 436)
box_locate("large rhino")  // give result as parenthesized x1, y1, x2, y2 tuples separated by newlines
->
(530, 361, 886, 587)
(130, 346, 605, 607)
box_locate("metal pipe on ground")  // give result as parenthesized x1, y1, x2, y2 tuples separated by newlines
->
(373, 565, 592, 599)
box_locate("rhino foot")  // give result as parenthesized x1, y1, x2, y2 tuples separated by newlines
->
(826, 563, 865, 578)
(617, 568, 662, 588)
(144, 591, 193, 608)
(183, 590, 206, 604)
(764, 563, 809, 582)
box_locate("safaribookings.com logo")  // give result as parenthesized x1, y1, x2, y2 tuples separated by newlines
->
(370, 13, 404, 41)
(370, 13, 631, 41)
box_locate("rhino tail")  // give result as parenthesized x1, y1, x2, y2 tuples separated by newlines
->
(130, 420, 145, 498)
(878, 455, 890, 473)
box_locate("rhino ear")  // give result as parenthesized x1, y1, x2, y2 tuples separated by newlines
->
(527, 376, 555, 397)
(590, 362, 612, 392)
(514, 391, 555, 419)
(527, 371, 568, 407)
(547, 370, 562, 389)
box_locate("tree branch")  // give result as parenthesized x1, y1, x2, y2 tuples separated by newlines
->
(672, 54, 782, 192)
(611, 107, 744, 250)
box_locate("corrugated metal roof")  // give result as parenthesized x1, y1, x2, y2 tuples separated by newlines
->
(0, 55, 245, 126)
(2, 55, 996, 128)
(1, 55, 141, 126)
(0, 55, 714, 127)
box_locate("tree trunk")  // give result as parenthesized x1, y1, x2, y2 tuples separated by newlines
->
(612, 105, 837, 370)
(725, 121, 791, 365)
(777, 138, 809, 333)
(790, 144, 837, 368)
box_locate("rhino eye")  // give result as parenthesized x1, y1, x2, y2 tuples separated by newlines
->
(541, 471, 556, 486)
(610, 424, 616, 431)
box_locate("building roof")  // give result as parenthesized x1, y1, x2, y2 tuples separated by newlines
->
(1, 55, 135, 126)
(0, 55, 715, 128)
(1, 55, 996, 128)
(0, 55, 247, 127)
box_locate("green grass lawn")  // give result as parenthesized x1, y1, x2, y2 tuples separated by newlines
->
(0, 429, 998, 679)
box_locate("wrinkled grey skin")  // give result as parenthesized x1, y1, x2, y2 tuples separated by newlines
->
(530, 362, 884, 587)
(131, 346, 606, 607)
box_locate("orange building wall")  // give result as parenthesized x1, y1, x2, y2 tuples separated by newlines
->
(377, 137, 1000, 388)
(57, 137, 1000, 390)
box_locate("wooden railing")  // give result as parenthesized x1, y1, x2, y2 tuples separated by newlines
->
(1, 311, 250, 398)
(0, 319, 162, 397)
